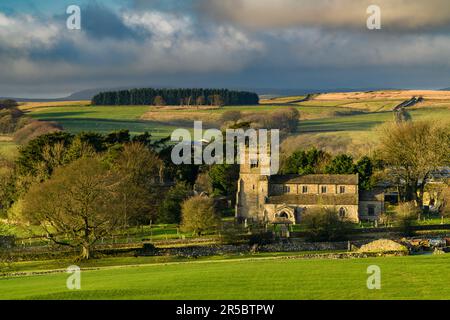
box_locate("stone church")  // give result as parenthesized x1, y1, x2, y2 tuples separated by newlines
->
(235, 150, 384, 224)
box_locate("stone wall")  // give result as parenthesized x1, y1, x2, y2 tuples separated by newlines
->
(139, 240, 373, 258)
(138, 241, 406, 259)
(259, 240, 368, 253)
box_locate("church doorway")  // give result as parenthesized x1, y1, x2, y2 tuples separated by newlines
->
(279, 212, 289, 219)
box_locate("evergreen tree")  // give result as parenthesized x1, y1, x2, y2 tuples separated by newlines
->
(158, 182, 192, 224)
(92, 88, 259, 106)
(325, 154, 355, 174)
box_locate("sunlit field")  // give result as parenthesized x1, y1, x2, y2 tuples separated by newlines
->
(0, 141, 18, 161)
(16, 92, 450, 157)
(2, 254, 450, 300)
(27, 105, 180, 138)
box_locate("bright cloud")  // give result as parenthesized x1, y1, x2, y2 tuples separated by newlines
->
(1, 1, 450, 97)
(0, 13, 59, 49)
(199, 0, 450, 31)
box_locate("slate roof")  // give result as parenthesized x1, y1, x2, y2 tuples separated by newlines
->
(269, 174, 358, 185)
(359, 189, 384, 201)
(267, 194, 359, 205)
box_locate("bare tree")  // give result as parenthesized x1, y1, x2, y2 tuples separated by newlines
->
(210, 94, 224, 107)
(378, 121, 450, 212)
(153, 96, 166, 106)
(196, 96, 206, 109)
(22, 157, 124, 260)
(437, 183, 450, 224)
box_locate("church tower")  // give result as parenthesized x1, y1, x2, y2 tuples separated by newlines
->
(235, 143, 272, 222)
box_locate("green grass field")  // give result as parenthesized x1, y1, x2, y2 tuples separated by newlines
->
(28, 105, 179, 138)
(299, 106, 450, 133)
(0, 141, 18, 160)
(26, 100, 450, 139)
(2, 254, 449, 300)
(15, 94, 450, 160)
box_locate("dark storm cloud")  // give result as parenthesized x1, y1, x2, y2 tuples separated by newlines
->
(1, 0, 450, 97)
(82, 2, 139, 40)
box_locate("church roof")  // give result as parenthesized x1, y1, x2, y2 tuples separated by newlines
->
(270, 174, 358, 185)
(267, 194, 358, 205)
(359, 189, 384, 201)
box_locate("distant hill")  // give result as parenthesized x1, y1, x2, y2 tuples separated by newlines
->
(0, 86, 138, 102)
(2, 86, 401, 102)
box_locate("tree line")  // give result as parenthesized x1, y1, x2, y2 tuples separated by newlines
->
(91, 88, 259, 106)
(281, 148, 378, 190)
(0, 129, 240, 259)
(220, 108, 299, 134)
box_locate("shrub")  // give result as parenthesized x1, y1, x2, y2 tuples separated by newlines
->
(395, 202, 419, 236)
(219, 222, 247, 245)
(13, 120, 62, 144)
(266, 107, 299, 133)
(0, 99, 18, 109)
(220, 110, 242, 124)
(301, 207, 354, 242)
(224, 108, 300, 133)
(0, 110, 23, 134)
(0, 222, 14, 236)
(181, 196, 220, 235)
(136, 243, 158, 256)
(0, 250, 14, 273)
(248, 231, 273, 246)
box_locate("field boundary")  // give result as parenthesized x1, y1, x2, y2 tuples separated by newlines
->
(0, 250, 409, 279)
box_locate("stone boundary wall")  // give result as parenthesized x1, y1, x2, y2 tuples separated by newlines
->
(5, 239, 402, 261)
(143, 240, 374, 258)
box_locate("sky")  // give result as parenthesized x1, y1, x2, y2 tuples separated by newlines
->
(1, 0, 450, 98)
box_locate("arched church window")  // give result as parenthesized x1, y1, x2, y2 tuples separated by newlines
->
(339, 207, 347, 218)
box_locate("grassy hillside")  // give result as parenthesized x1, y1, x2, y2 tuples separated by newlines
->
(19, 101, 90, 110)
(1, 254, 450, 299)
(18, 90, 450, 157)
(0, 141, 18, 161)
(26, 105, 180, 138)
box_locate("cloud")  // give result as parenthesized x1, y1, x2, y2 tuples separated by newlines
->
(83, 2, 138, 40)
(0, 7, 264, 96)
(0, 12, 59, 49)
(1, 1, 450, 97)
(123, 10, 192, 39)
(120, 10, 264, 73)
(198, 0, 450, 31)
(261, 29, 450, 68)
